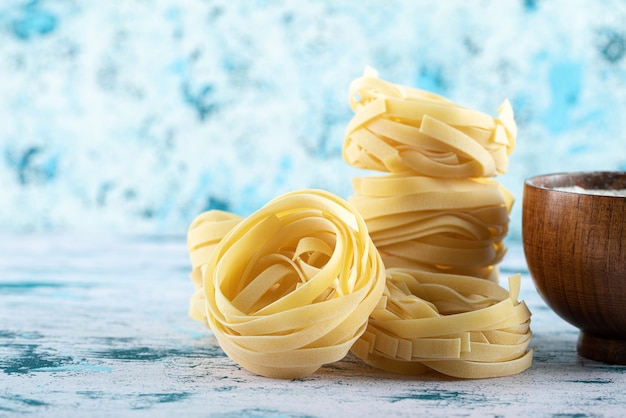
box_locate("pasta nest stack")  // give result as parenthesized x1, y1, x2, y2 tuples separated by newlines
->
(344, 68, 533, 377)
(186, 189, 386, 379)
(344, 68, 516, 280)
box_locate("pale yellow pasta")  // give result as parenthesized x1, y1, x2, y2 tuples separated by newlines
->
(343, 68, 516, 178)
(187, 210, 244, 322)
(188, 189, 386, 379)
(350, 269, 533, 378)
(349, 174, 513, 280)
(182, 69, 531, 380)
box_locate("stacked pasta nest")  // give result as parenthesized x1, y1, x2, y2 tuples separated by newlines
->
(344, 68, 532, 378)
(344, 68, 515, 280)
(185, 68, 533, 380)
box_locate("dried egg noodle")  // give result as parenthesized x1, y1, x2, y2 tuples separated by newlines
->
(351, 269, 533, 378)
(343, 68, 517, 178)
(187, 209, 244, 321)
(187, 189, 386, 379)
(349, 174, 513, 280)
(184, 69, 533, 380)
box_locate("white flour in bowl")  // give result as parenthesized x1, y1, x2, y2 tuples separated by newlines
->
(554, 185, 626, 196)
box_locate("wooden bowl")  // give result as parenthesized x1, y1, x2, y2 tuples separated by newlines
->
(522, 171, 626, 364)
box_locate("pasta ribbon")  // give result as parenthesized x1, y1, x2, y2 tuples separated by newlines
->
(343, 67, 516, 178)
(187, 189, 386, 379)
(350, 270, 534, 378)
(349, 174, 513, 280)
(187, 210, 243, 322)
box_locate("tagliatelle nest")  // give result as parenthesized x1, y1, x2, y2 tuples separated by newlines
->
(187, 189, 386, 379)
(350, 269, 534, 378)
(349, 174, 513, 281)
(343, 67, 517, 178)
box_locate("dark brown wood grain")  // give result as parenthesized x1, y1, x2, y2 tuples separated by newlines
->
(522, 171, 626, 365)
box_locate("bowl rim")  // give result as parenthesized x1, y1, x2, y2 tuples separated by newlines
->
(524, 171, 626, 197)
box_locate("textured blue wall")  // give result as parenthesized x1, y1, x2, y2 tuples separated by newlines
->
(2, 0, 626, 240)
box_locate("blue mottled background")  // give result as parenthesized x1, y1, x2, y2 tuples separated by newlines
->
(2, 0, 626, 241)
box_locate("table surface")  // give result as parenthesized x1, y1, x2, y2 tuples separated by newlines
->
(1, 235, 625, 417)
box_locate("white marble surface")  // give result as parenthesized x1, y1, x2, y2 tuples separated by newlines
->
(1, 235, 625, 417)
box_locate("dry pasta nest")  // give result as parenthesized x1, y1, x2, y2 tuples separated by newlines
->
(343, 67, 517, 178)
(349, 174, 514, 280)
(351, 268, 534, 378)
(187, 189, 386, 378)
